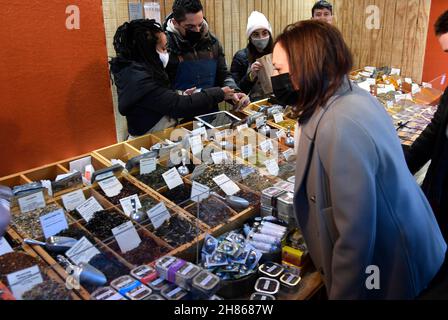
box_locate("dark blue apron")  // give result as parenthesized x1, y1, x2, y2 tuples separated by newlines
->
(174, 54, 218, 91)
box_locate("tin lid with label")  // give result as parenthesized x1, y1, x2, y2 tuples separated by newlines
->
(161, 284, 188, 300)
(250, 292, 276, 301)
(280, 273, 302, 287)
(131, 265, 158, 284)
(192, 271, 221, 293)
(254, 277, 280, 295)
(258, 262, 284, 278)
(110, 276, 152, 300)
(176, 262, 201, 280)
(277, 192, 294, 205)
(155, 256, 178, 271)
(147, 294, 165, 300)
(209, 295, 224, 300)
(148, 277, 171, 292)
(91, 287, 126, 301)
(261, 187, 285, 199)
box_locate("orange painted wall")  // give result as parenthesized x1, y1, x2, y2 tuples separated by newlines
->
(0, 1, 116, 177)
(422, 0, 448, 84)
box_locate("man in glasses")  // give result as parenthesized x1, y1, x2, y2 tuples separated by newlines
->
(164, 0, 247, 110)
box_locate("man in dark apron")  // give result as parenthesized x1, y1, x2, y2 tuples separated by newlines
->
(164, 0, 247, 113)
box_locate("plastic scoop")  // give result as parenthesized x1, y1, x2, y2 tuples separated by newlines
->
(210, 192, 250, 211)
(25, 236, 79, 253)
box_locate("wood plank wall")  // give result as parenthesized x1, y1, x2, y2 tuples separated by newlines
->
(102, 0, 432, 139)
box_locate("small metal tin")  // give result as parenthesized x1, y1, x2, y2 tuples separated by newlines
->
(192, 270, 221, 297)
(147, 294, 165, 300)
(91, 287, 126, 300)
(130, 265, 158, 285)
(254, 277, 280, 295)
(209, 295, 224, 300)
(276, 192, 296, 227)
(110, 276, 152, 300)
(161, 284, 189, 301)
(155, 256, 178, 280)
(250, 292, 276, 301)
(261, 187, 285, 208)
(258, 262, 285, 278)
(148, 277, 171, 293)
(274, 181, 295, 193)
(261, 204, 275, 217)
(280, 273, 302, 293)
(176, 262, 202, 290)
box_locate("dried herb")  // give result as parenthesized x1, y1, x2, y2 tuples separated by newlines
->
(187, 197, 234, 228)
(47, 225, 96, 260)
(193, 164, 249, 188)
(96, 180, 143, 205)
(134, 166, 168, 190)
(241, 173, 275, 192)
(83, 210, 129, 241)
(277, 163, 296, 181)
(162, 185, 192, 206)
(147, 215, 199, 248)
(0, 252, 46, 284)
(22, 280, 72, 300)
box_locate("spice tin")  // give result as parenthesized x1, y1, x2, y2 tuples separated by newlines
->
(175, 262, 202, 290)
(155, 256, 178, 279)
(250, 292, 276, 301)
(148, 277, 171, 293)
(192, 271, 221, 297)
(258, 262, 284, 278)
(277, 192, 296, 227)
(260, 204, 275, 218)
(91, 287, 126, 301)
(280, 273, 302, 293)
(110, 276, 152, 300)
(261, 187, 285, 208)
(130, 265, 158, 285)
(274, 181, 295, 193)
(161, 284, 189, 301)
(254, 277, 280, 295)
(147, 294, 165, 300)
(209, 295, 224, 300)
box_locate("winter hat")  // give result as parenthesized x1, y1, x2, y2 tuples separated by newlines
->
(246, 11, 272, 39)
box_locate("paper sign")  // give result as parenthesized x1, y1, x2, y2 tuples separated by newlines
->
(256, 117, 266, 129)
(211, 151, 228, 164)
(61, 189, 86, 212)
(259, 140, 274, 153)
(214, 130, 227, 141)
(405, 78, 412, 84)
(69, 156, 92, 174)
(119, 194, 142, 217)
(0, 237, 13, 256)
(112, 221, 142, 254)
(283, 149, 295, 161)
(128, 2, 144, 21)
(390, 68, 401, 76)
(189, 135, 203, 155)
(191, 181, 210, 203)
(7, 266, 43, 300)
(75, 197, 104, 222)
(39, 209, 69, 239)
(191, 127, 207, 140)
(140, 158, 156, 175)
(140, 147, 151, 154)
(98, 176, 123, 197)
(237, 124, 249, 132)
(213, 174, 240, 196)
(364, 66, 376, 73)
(111, 159, 127, 169)
(66, 237, 100, 265)
(276, 129, 286, 139)
(162, 168, 184, 190)
(273, 113, 284, 124)
(147, 203, 171, 229)
(264, 159, 280, 176)
(241, 145, 253, 159)
(18, 191, 46, 214)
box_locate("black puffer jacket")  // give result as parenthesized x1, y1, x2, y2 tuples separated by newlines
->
(231, 48, 253, 95)
(109, 57, 225, 136)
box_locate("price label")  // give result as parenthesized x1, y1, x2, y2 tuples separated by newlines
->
(191, 181, 210, 203)
(390, 68, 401, 76)
(39, 209, 69, 239)
(98, 176, 123, 198)
(140, 158, 156, 175)
(256, 116, 265, 129)
(276, 129, 286, 139)
(7, 266, 43, 300)
(0, 237, 13, 256)
(241, 145, 253, 159)
(264, 159, 280, 176)
(259, 140, 274, 153)
(147, 203, 171, 229)
(162, 168, 184, 190)
(112, 221, 142, 254)
(189, 135, 203, 155)
(211, 151, 228, 164)
(282, 149, 295, 161)
(18, 191, 46, 214)
(213, 174, 240, 196)
(66, 237, 100, 265)
(119, 194, 142, 217)
(75, 197, 104, 222)
(61, 189, 86, 212)
(273, 113, 284, 123)
(237, 124, 249, 132)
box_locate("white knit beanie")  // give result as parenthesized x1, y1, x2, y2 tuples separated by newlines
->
(246, 11, 272, 39)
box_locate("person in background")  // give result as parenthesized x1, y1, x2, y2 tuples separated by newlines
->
(311, 0, 333, 24)
(0, 186, 12, 237)
(271, 20, 446, 299)
(231, 11, 274, 101)
(164, 0, 248, 110)
(404, 10, 448, 243)
(109, 19, 235, 138)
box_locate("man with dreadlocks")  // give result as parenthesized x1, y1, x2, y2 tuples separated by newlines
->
(109, 19, 235, 138)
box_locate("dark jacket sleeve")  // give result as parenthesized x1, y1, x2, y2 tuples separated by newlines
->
(404, 89, 448, 174)
(231, 49, 255, 95)
(215, 42, 240, 91)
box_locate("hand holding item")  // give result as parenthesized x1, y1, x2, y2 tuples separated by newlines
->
(250, 62, 263, 80)
(222, 87, 236, 101)
(184, 87, 198, 96)
(233, 93, 251, 112)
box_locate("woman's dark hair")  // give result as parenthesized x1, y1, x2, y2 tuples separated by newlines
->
(435, 10, 448, 36)
(173, 0, 203, 22)
(113, 19, 166, 76)
(275, 20, 353, 124)
(247, 35, 274, 64)
(312, 0, 333, 16)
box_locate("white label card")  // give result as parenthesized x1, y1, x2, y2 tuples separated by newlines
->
(140, 158, 156, 175)
(241, 145, 253, 159)
(213, 174, 240, 196)
(211, 151, 228, 164)
(66, 237, 100, 265)
(0, 237, 13, 256)
(273, 113, 284, 123)
(147, 203, 171, 229)
(391, 68, 401, 76)
(140, 147, 151, 154)
(276, 129, 286, 139)
(259, 140, 274, 153)
(18, 191, 46, 214)
(69, 156, 92, 174)
(98, 176, 123, 198)
(61, 189, 86, 212)
(237, 124, 249, 132)
(256, 117, 265, 129)
(75, 197, 104, 222)
(191, 127, 207, 140)
(119, 194, 142, 217)
(189, 135, 203, 155)
(191, 181, 210, 203)
(264, 159, 280, 176)
(162, 168, 184, 190)
(283, 149, 295, 161)
(7, 266, 43, 300)
(39, 209, 69, 239)
(112, 221, 142, 254)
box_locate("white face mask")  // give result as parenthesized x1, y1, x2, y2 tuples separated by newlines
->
(251, 36, 270, 52)
(158, 51, 170, 68)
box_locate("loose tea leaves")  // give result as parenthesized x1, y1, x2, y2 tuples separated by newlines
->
(96, 180, 143, 205)
(193, 164, 249, 188)
(134, 166, 168, 190)
(162, 185, 192, 206)
(22, 280, 72, 300)
(84, 210, 130, 241)
(187, 198, 234, 228)
(241, 173, 275, 192)
(0, 252, 46, 285)
(148, 215, 199, 248)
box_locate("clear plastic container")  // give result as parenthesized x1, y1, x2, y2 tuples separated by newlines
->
(91, 287, 126, 300)
(148, 277, 171, 293)
(250, 292, 276, 301)
(155, 256, 178, 279)
(110, 276, 152, 300)
(175, 262, 201, 290)
(280, 273, 302, 293)
(192, 270, 221, 297)
(254, 277, 280, 295)
(130, 265, 158, 285)
(161, 284, 189, 301)
(259, 262, 284, 278)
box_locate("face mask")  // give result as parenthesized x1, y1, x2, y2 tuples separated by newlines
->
(271, 73, 299, 106)
(251, 36, 270, 52)
(185, 29, 202, 44)
(158, 51, 169, 68)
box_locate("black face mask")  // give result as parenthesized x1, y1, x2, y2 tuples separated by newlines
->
(185, 29, 202, 44)
(271, 73, 299, 106)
